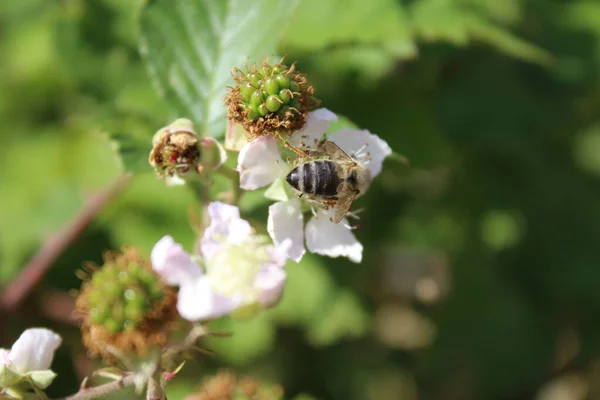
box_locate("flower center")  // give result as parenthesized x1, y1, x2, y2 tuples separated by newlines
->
(205, 236, 271, 303)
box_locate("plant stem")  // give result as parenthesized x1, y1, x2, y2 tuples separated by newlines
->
(56, 374, 136, 400)
(216, 166, 243, 204)
(163, 324, 209, 358)
(146, 369, 165, 400)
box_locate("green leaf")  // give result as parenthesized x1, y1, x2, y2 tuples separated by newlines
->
(27, 369, 57, 389)
(269, 256, 333, 326)
(306, 289, 369, 346)
(206, 314, 275, 365)
(108, 132, 152, 174)
(0, 365, 23, 388)
(410, 0, 553, 66)
(139, 0, 300, 139)
(283, 0, 416, 59)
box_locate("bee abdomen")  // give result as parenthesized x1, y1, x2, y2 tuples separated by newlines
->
(286, 160, 340, 197)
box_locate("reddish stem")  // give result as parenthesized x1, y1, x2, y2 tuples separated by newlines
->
(0, 175, 131, 311)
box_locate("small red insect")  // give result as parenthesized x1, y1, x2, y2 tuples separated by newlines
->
(168, 153, 179, 163)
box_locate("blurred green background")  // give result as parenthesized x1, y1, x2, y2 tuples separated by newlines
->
(2, 0, 600, 399)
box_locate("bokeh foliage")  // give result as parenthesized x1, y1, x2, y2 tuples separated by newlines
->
(2, 0, 600, 399)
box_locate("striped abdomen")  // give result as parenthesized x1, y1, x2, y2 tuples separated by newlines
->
(286, 160, 340, 198)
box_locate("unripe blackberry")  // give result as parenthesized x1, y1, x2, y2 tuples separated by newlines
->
(225, 57, 320, 139)
(76, 248, 177, 361)
(186, 370, 284, 400)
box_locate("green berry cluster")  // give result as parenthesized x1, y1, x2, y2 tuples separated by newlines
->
(239, 65, 301, 121)
(86, 262, 164, 334)
(226, 58, 319, 137)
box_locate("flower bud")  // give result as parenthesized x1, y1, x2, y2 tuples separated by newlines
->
(75, 248, 177, 362)
(225, 57, 320, 140)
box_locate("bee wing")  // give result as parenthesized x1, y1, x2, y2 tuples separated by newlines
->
(331, 182, 359, 223)
(320, 140, 356, 166)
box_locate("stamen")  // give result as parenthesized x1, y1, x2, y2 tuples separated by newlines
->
(346, 209, 364, 220)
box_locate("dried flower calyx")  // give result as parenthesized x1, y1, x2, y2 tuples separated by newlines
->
(149, 118, 202, 184)
(225, 57, 320, 139)
(75, 248, 177, 361)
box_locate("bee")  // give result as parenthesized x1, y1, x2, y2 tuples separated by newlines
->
(286, 140, 372, 223)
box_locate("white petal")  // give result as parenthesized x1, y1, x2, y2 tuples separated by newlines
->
(9, 328, 62, 373)
(267, 200, 305, 262)
(200, 202, 253, 259)
(177, 277, 241, 321)
(0, 348, 9, 367)
(254, 266, 287, 308)
(305, 209, 363, 263)
(289, 108, 338, 147)
(151, 236, 202, 286)
(327, 129, 392, 177)
(165, 174, 186, 186)
(237, 136, 287, 190)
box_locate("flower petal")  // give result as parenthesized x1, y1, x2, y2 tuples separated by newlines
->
(200, 202, 253, 259)
(267, 200, 305, 262)
(0, 349, 9, 367)
(9, 328, 62, 373)
(327, 129, 392, 177)
(151, 236, 202, 286)
(253, 239, 291, 307)
(305, 209, 363, 263)
(177, 277, 241, 321)
(200, 137, 228, 170)
(254, 266, 287, 308)
(225, 119, 249, 151)
(237, 136, 287, 190)
(165, 174, 186, 186)
(290, 108, 338, 148)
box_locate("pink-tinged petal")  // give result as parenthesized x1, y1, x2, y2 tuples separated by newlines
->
(254, 266, 287, 308)
(327, 129, 392, 177)
(200, 202, 252, 259)
(305, 209, 363, 263)
(237, 136, 287, 190)
(9, 328, 62, 373)
(267, 200, 305, 262)
(290, 108, 338, 148)
(177, 277, 241, 321)
(0, 349, 9, 367)
(151, 236, 202, 286)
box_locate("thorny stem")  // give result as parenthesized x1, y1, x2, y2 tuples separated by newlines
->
(56, 374, 136, 400)
(163, 324, 209, 358)
(146, 369, 165, 400)
(0, 175, 131, 311)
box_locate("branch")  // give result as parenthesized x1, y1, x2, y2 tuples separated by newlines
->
(57, 374, 136, 400)
(163, 324, 209, 358)
(0, 175, 131, 311)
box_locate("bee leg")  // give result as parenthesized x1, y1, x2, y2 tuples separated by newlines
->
(343, 221, 359, 230)
(346, 209, 364, 220)
(282, 140, 309, 157)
